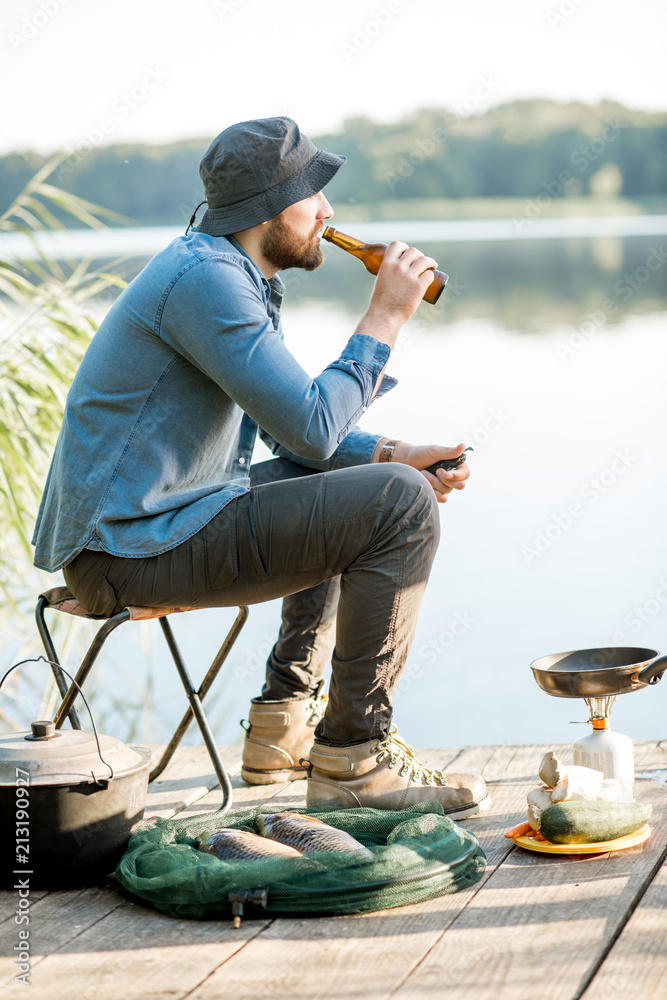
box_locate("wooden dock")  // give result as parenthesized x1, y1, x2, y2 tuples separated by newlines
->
(1, 740, 665, 999)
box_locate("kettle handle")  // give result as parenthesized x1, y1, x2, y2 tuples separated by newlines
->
(0, 656, 113, 782)
(637, 652, 667, 686)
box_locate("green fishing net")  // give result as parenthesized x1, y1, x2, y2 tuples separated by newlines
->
(114, 802, 486, 920)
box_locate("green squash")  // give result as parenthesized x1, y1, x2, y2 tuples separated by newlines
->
(540, 801, 652, 844)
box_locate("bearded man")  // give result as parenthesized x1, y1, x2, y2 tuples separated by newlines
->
(33, 117, 488, 816)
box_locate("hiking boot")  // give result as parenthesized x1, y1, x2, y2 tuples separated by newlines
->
(304, 728, 490, 818)
(240, 685, 327, 785)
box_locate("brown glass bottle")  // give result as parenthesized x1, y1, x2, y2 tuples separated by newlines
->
(322, 226, 448, 305)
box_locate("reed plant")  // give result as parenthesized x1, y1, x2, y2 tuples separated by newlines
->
(0, 154, 129, 728)
(1, 159, 231, 745)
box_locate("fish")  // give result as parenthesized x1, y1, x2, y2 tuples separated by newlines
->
(255, 812, 374, 861)
(202, 827, 302, 861)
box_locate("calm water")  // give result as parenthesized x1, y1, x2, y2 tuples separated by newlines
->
(6, 228, 667, 751)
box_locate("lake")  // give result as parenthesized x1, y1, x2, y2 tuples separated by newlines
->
(5, 222, 667, 754)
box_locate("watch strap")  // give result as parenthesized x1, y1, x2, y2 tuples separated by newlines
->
(378, 439, 397, 462)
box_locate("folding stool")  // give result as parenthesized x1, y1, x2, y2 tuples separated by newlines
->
(35, 587, 248, 811)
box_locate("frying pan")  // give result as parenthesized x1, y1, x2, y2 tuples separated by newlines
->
(531, 646, 667, 698)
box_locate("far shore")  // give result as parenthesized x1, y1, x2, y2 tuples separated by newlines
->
(330, 195, 667, 222)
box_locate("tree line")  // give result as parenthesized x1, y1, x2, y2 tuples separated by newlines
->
(1, 99, 664, 226)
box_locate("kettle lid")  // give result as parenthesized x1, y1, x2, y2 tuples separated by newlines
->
(0, 723, 150, 786)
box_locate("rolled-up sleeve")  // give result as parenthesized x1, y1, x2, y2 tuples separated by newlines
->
(259, 422, 389, 471)
(159, 255, 397, 461)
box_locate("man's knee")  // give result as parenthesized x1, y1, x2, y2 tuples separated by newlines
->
(380, 463, 440, 538)
(383, 461, 434, 501)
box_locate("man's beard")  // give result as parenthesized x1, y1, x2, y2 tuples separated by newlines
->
(260, 212, 324, 272)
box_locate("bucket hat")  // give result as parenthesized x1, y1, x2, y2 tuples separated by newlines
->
(195, 117, 346, 236)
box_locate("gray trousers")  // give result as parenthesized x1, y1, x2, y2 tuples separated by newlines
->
(64, 459, 440, 744)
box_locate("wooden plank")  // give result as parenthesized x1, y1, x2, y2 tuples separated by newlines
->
(2, 742, 663, 1000)
(0, 890, 49, 929)
(175, 757, 303, 817)
(580, 852, 667, 1000)
(177, 746, 545, 1000)
(634, 739, 667, 798)
(0, 757, 306, 998)
(0, 894, 272, 1000)
(182, 742, 659, 1000)
(393, 782, 667, 1000)
(633, 739, 667, 768)
(143, 744, 242, 819)
(0, 743, 241, 989)
(456, 743, 556, 852)
(0, 887, 125, 989)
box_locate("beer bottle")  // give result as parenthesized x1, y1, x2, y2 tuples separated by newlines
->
(322, 226, 448, 305)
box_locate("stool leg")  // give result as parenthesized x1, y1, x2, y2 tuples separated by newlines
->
(203, 605, 248, 695)
(53, 610, 131, 728)
(153, 615, 240, 812)
(149, 607, 248, 780)
(36, 597, 82, 730)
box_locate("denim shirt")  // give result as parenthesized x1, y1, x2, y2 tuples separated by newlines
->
(32, 232, 396, 572)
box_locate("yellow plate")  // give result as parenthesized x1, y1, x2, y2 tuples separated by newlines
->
(512, 824, 651, 854)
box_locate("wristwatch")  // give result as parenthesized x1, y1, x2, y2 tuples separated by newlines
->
(378, 439, 397, 462)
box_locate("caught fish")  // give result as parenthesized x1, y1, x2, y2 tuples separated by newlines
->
(202, 827, 302, 861)
(255, 812, 374, 861)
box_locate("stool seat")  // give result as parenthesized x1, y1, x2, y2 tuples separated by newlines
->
(36, 587, 249, 812)
(41, 586, 197, 621)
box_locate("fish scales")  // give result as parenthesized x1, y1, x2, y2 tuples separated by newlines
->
(255, 812, 374, 861)
(203, 827, 302, 861)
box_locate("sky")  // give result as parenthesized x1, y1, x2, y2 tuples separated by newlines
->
(1, 0, 665, 157)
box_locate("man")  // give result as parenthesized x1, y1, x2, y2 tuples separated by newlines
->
(33, 117, 488, 817)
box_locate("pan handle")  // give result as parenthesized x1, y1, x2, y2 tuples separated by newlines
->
(637, 653, 667, 687)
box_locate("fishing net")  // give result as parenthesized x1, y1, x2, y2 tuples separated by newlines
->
(114, 802, 486, 920)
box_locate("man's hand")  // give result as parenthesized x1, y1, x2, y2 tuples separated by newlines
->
(355, 242, 439, 348)
(373, 439, 470, 504)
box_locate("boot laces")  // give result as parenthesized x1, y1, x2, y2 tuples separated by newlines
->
(372, 727, 448, 786)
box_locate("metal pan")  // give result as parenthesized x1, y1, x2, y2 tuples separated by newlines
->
(531, 646, 667, 698)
